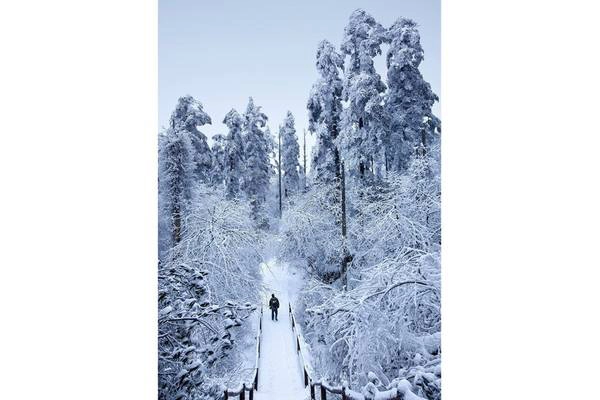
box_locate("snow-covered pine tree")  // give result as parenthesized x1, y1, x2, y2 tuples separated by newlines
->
(158, 129, 194, 248)
(241, 97, 271, 222)
(307, 40, 344, 184)
(307, 41, 353, 282)
(280, 111, 300, 197)
(264, 125, 275, 158)
(209, 134, 227, 187)
(385, 18, 440, 172)
(339, 9, 387, 178)
(223, 109, 245, 199)
(158, 96, 212, 248)
(170, 95, 213, 182)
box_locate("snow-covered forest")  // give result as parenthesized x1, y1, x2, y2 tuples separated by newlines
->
(158, 9, 440, 400)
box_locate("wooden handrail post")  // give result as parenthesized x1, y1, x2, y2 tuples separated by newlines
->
(254, 368, 258, 390)
(341, 386, 347, 400)
(240, 384, 245, 400)
(310, 383, 316, 400)
(224, 390, 228, 400)
(320, 384, 327, 400)
(248, 386, 253, 400)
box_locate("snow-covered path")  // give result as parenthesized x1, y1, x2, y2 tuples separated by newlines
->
(255, 259, 306, 400)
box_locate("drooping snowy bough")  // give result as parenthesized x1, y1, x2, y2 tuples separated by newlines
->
(285, 160, 441, 400)
(158, 187, 262, 400)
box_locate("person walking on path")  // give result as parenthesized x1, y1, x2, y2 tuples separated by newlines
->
(269, 294, 280, 321)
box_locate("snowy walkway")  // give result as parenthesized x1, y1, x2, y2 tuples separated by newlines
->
(255, 259, 306, 400)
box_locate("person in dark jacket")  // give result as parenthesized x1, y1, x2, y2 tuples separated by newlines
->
(269, 294, 280, 321)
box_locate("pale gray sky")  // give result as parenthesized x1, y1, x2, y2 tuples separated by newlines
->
(159, 0, 440, 169)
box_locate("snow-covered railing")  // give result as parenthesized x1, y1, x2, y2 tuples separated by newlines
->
(288, 303, 411, 400)
(288, 302, 312, 387)
(223, 307, 262, 400)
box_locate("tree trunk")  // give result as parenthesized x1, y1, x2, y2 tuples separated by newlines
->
(278, 130, 282, 218)
(303, 128, 307, 191)
(331, 107, 341, 181)
(340, 161, 350, 290)
(172, 204, 181, 244)
(384, 150, 389, 177)
(341, 161, 347, 239)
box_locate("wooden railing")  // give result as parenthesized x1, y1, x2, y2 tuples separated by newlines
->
(288, 303, 403, 400)
(223, 307, 262, 400)
(288, 303, 311, 387)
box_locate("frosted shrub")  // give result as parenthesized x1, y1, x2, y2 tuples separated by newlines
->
(158, 186, 262, 400)
(296, 159, 440, 398)
(279, 182, 343, 280)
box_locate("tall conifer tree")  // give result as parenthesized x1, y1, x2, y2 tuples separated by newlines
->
(307, 40, 344, 184)
(223, 109, 245, 198)
(280, 111, 300, 196)
(158, 95, 211, 246)
(242, 97, 270, 220)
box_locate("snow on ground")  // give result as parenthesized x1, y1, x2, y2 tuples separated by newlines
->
(255, 258, 307, 400)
